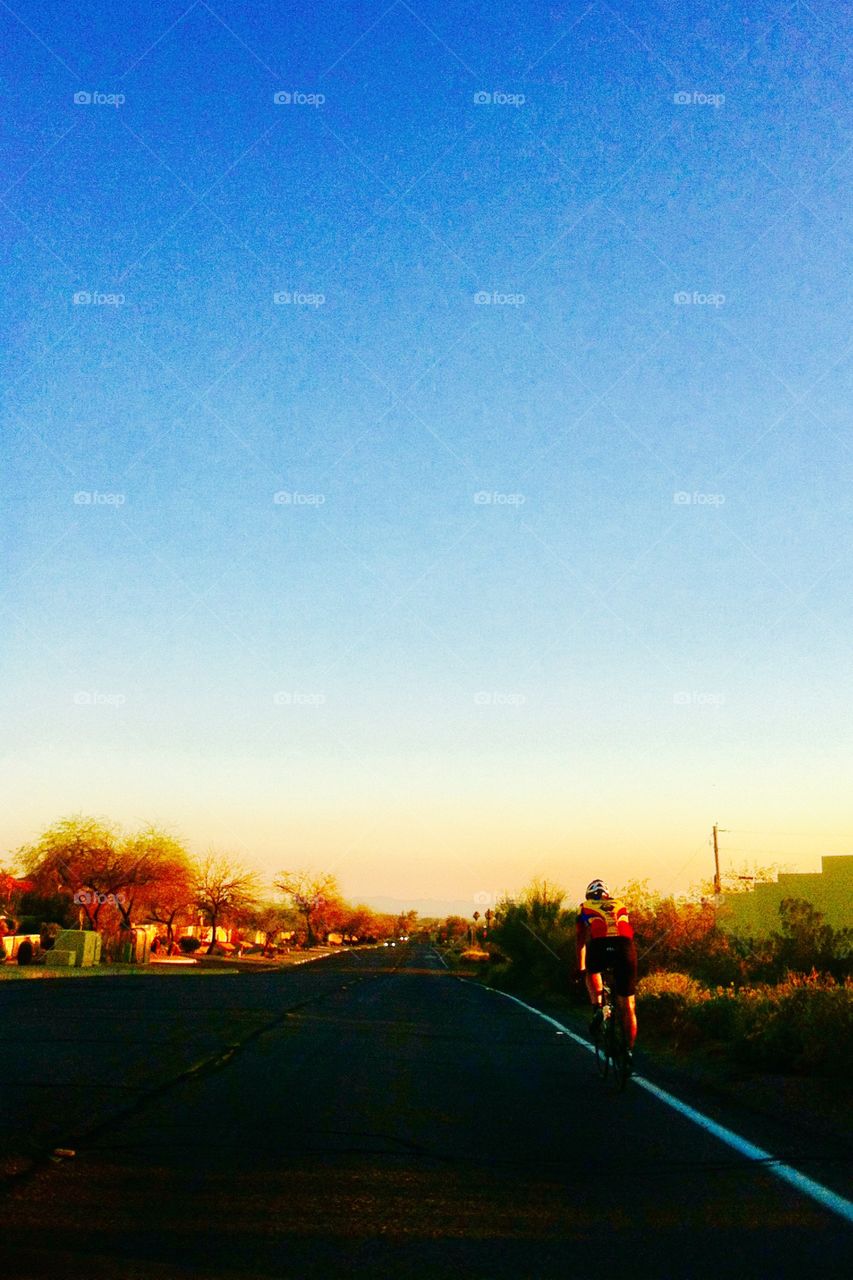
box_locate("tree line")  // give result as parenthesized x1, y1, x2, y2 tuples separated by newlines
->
(0, 815, 420, 953)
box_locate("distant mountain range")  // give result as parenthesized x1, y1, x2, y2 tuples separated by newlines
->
(361, 895, 479, 921)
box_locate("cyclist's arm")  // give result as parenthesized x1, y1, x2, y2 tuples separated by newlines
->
(576, 917, 587, 974)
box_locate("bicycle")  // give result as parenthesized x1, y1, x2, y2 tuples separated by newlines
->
(593, 976, 631, 1091)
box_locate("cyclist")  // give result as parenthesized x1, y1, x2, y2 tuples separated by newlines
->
(576, 879, 638, 1071)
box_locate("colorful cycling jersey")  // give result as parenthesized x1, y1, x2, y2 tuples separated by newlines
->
(578, 897, 634, 940)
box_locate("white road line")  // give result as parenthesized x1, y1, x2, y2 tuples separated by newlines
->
(486, 986, 853, 1228)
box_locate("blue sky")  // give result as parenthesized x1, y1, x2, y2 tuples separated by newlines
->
(2, 1, 851, 909)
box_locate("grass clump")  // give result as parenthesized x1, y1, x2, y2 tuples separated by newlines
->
(638, 970, 853, 1077)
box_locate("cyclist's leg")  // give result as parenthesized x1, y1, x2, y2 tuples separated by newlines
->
(615, 994, 637, 1048)
(585, 970, 603, 1006)
(613, 938, 638, 1050)
(585, 939, 605, 1012)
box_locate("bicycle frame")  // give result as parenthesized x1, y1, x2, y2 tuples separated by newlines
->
(594, 976, 630, 1091)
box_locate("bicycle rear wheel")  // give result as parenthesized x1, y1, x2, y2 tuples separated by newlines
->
(610, 1012, 630, 1091)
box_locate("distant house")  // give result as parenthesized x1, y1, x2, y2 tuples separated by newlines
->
(719, 854, 853, 938)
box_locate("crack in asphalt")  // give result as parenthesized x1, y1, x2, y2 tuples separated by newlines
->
(0, 951, 407, 1194)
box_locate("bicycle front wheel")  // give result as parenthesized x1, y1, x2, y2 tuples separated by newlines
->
(610, 1014, 630, 1091)
(595, 1016, 610, 1079)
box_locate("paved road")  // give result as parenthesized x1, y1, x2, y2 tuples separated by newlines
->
(2, 944, 852, 1277)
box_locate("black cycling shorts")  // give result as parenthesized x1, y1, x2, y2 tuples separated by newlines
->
(586, 936, 638, 997)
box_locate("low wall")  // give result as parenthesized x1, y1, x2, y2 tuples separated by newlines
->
(1, 934, 41, 961)
(54, 929, 103, 967)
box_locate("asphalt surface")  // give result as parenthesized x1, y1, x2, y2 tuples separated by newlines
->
(2, 944, 852, 1278)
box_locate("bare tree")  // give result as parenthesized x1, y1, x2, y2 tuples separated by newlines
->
(244, 902, 298, 953)
(274, 870, 341, 947)
(139, 847, 196, 950)
(395, 909, 418, 938)
(193, 854, 261, 953)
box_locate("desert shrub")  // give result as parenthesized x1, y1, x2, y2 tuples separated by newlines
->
(690, 993, 745, 1042)
(623, 889, 851, 987)
(768, 899, 852, 982)
(16, 938, 39, 965)
(637, 971, 707, 1000)
(636, 973, 713, 1049)
(485, 959, 513, 988)
(637, 969, 853, 1077)
(15, 890, 77, 930)
(14, 916, 41, 936)
(488, 880, 575, 994)
(39, 922, 62, 950)
(728, 902, 852, 985)
(726, 976, 853, 1074)
(625, 884, 747, 986)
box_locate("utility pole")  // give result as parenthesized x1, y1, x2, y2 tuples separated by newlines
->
(712, 823, 721, 896)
